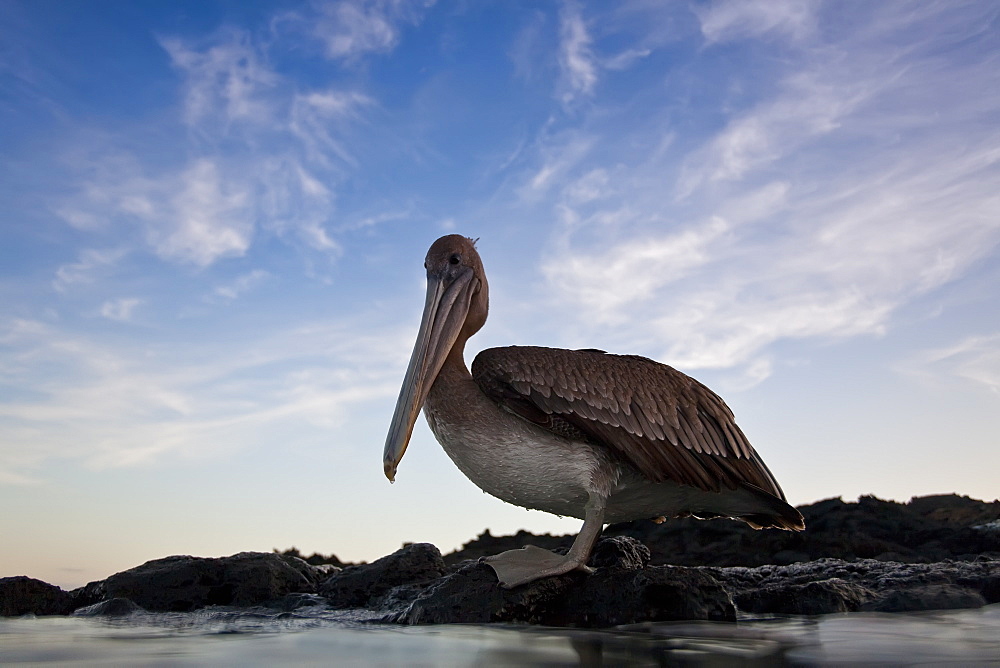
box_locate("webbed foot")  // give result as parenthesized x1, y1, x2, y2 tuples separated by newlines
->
(482, 545, 594, 588)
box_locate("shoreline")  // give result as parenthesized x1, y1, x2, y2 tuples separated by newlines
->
(3, 493, 998, 624)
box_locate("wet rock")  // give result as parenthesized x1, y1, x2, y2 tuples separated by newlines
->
(264, 593, 328, 611)
(372, 583, 422, 610)
(321, 543, 446, 609)
(388, 561, 734, 626)
(736, 578, 872, 615)
(589, 536, 650, 570)
(72, 597, 142, 617)
(388, 561, 579, 624)
(720, 557, 1000, 614)
(75, 552, 323, 613)
(864, 585, 987, 612)
(0, 576, 74, 616)
(549, 566, 735, 626)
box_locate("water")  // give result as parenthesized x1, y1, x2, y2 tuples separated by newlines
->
(2, 604, 999, 666)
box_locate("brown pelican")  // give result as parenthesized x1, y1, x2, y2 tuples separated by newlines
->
(384, 235, 804, 588)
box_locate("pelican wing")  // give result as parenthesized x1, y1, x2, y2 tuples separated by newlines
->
(472, 345, 788, 501)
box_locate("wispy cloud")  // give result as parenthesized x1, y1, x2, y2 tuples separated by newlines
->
(544, 217, 729, 323)
(563, 167, 613, 204)
(152, 159, 253, 266)
(521, 130, 595, 199)
(676, 68, 870, 197)
(255, 157, 340, 253)
(0, 316, 408, 479)
(602, 47, 650, 71)
(544, 130, 1000, 378)
(99, 298, 143, 322)
(53, 248, 128, 292)
(161, 30, 277, 128)
(906, 334, 1000, 396)
(557, 1, 598, 105)
(310, 0, 434, 61)
(209, 269, 270, 302)
(529, 2, 1000, 384)
(56, 24, 388, 269)
(60, 157, 253, 268)
(695, 0, 817, 45)
(508, 10, 548, 83)
(290, 90, 376, 167)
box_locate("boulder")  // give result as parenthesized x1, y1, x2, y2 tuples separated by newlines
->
(589, 536, 651, 571)
(387, 561, 579, 624)
(388, 557, 734, 626)
(0, 576, 74, 616)
(320, 543, 446, 609)
(547, 566, 735, 626)
(75, 552, 323, 612)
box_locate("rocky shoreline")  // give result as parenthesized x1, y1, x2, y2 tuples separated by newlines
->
(3, 494, 999, 625)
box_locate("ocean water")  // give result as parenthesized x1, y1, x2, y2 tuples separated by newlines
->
(1, 603, 999, 666)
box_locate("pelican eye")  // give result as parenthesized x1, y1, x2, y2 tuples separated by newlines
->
(449, 253, 461, 265)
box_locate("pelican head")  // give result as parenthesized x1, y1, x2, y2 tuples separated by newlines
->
(383, 235, 489, 482)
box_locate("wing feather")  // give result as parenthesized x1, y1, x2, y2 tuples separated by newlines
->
(472, 345, 788, 500)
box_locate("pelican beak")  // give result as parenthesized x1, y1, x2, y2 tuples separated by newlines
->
(383, 267, 476, 482)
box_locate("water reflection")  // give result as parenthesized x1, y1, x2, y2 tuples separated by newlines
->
(1, 604, 998, 666)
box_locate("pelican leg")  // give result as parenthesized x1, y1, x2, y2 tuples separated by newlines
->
(483, 495, 607, 588)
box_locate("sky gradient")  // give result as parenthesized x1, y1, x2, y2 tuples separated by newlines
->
(2, 0, 999, 589)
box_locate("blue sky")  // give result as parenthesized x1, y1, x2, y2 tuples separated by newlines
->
(2, 0, 999, 589)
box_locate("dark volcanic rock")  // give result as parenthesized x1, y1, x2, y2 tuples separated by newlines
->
(388, 561, 579, 624)
(273, 547, 351, 568)
(589, 536, 650, 570)
(736, 578, 873, 615)
(321, 543, 446, 609)
(388, 561, 734, 626)
(6, 494, 999, 624)
(863, 584, 986, 612)
(720, 557, 1000, 615)
(72, 597, 143, 617)
(0, 576, 74, 616)
(445, 494, 1000, 568)
(864, 584, 987, 612)
(551, 566, 735, 626)
(75, 552, 323, 613)
(265, 593, 328, 612)
(908, 495, 1000, 527)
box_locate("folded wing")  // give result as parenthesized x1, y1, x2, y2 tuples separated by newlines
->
(472, 345, 791, 504)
